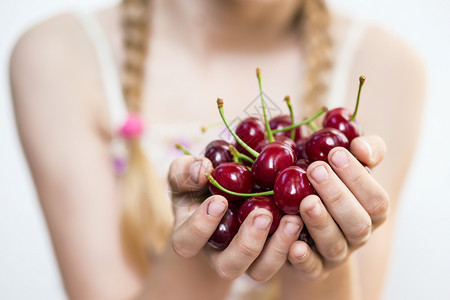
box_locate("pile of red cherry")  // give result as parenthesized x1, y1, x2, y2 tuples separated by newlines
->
(181, 69, 366, 250)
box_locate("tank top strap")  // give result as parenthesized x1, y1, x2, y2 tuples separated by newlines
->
(326, 19, 369, 109)
(74, 12, 128, 131)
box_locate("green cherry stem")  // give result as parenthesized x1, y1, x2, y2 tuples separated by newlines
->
(229, 145, 255, 164)
(284, 95, 296, 140)
(205, 173, 274, 197)
(256, 68, 275, 143)
(271, 106, 328, 134)
(175, 144, 192, 155)
(307, 121, 318, 132)
(217, 98, 260, 158)
(350, 75, 366, 121)
(200, 122, 223, 133)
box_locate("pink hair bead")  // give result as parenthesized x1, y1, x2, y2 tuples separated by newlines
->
(119, 113, 144, 139)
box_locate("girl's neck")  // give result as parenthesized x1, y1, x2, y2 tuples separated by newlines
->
(157, 0, 304, 53)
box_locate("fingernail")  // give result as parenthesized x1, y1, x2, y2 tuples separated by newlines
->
(310, 165, 328, 183)
(284, 222, 301, 237)
(189, 160, 203, 183)
(331, 150, 349, 168)
(307, 200, 321, 218)
(253, 215, 272, 231)
(207, 200, 226, 218)
(361, 139, 373, 161)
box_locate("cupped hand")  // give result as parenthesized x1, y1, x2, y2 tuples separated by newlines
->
(286, 134, 389, 281)
(168, 155, 304, 282)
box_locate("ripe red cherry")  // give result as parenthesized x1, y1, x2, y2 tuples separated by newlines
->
(251, 142, 295, 189)
(305, 128, 349, 163)
(204, 140, 232, 168)
(322, 107, 362, 142)
(269, 115, 308, 142)
(323, 75, 366, 142)
(254, 135, 297, 155)
(238, 196, 283, 235)
(274, 166, 315, 214)
(208, 162, 254, 202)
(208, 205, 240, 250)
(295, 158, 311, 170)
(295, 138, 308, 160)
(235, 117, 266, 155)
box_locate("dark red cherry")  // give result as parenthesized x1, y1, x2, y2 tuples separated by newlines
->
(204, 140, 232, 168)
(235, 117, 266, 155)
(295, 158, 311, 170)
(274, 166, 315, 214)
(295, 138, 308, 160)
(254, 136, 297, 155)
(269, 115, 308, 142)
(208, 205, 240, 250)
(251, 142, 295, 189)
(238, 196, 283, 235)
(208, 162, 254, 202)
(305, 128, 349, 163)
(322, 107, 362, 142)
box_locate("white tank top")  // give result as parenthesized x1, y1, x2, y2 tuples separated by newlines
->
(75, 11, 368, 299)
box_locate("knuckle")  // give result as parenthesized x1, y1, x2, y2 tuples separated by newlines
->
(171, 238, 194, 258)
(325, 189, 345, 206)
(349, 220, 371, 247)
(168, 158, 183, 186)
(368, 190, 390, 223)
(237, 241, 261, 259)
(271, 243, 289, 258)
(188, 221, 209, 241)
(349, 170, 366, 187)
(324, 240, 347, 262)
(296, 262, 321, 281)
(248, 269, 271, 283)
(215, 264, 237, 281)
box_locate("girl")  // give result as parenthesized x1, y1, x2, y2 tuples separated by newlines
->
(10, 0, 425, 299)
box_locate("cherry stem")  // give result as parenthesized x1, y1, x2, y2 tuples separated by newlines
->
(175, 144, 192, 155)
(271, 106, 328, 134)
(284, 95, 296, 140)
(217, 98, 260, 158)
(307, 121, 318, 132)
(229, 145, 255, 164)
(205, 173, 274, 197)
(256, 68, 275, 143)
(351, 75, 366, 121)
(201, 122, 223, 133)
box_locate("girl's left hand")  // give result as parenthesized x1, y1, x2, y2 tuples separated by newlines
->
(286, 134, 389, 281)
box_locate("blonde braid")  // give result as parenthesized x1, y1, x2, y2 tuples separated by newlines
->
(120, 0, 174, 274)
(300, 0, 333, 117)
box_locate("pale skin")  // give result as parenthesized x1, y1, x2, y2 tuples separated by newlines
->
(10, 0, 425, 299)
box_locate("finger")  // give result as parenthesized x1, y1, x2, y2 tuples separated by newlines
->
(299, 195, 348, 265)
(350, 135, 386, 168)
(328, 147, 390, 228)
(168, 155, 213, 194)
(207, 209, 272, 280)
(307, 161, 372, 248)
(246, 215, 303, 282)
(288, 241, 325, 281)
(172, 195, 228, 258)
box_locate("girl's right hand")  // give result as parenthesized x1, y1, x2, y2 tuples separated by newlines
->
(168, 155, 303, 282)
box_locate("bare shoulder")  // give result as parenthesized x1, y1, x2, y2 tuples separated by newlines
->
(11, 13, 94, 85)
(347, 20, 426, 117)
(10, 12, 112, 139)
(346, 19, 426, 201)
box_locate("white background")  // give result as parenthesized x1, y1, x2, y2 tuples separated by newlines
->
(1, 0, 449, 299)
